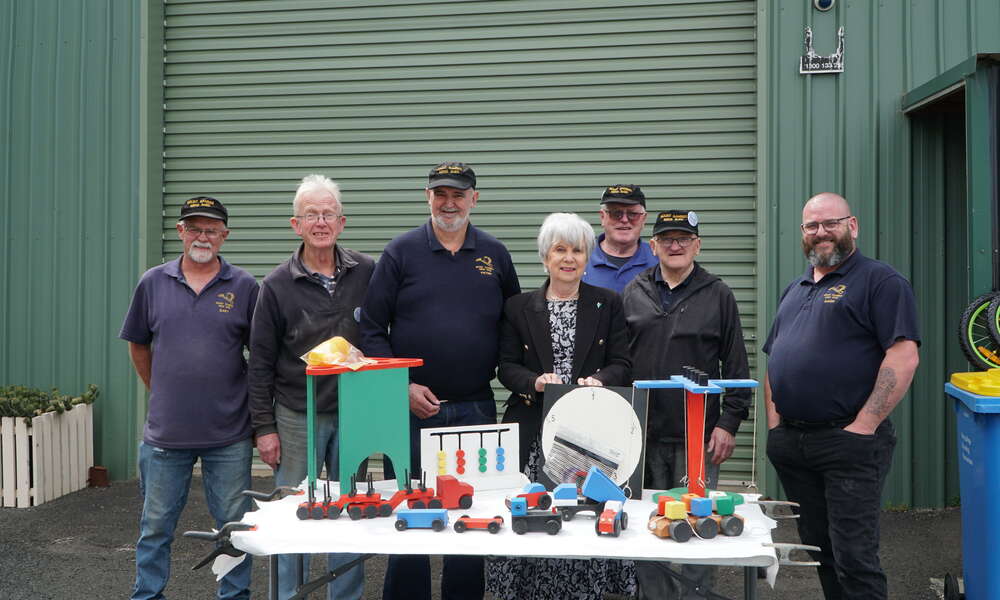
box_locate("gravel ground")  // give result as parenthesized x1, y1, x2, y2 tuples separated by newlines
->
(0, 476, 963, 599)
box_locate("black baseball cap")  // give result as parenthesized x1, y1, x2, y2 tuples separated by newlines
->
(428, 162, 476, 190)
(180, 196, 228, 224)
(601, 185, 645, 207)
(652, 210, 699, 237)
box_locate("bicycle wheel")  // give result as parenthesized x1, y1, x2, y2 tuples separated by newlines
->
(959, 292, 1000, 370)
(988, 296, 1000, 347)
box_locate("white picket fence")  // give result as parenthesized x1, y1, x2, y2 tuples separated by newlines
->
(0, 403, 94, 507)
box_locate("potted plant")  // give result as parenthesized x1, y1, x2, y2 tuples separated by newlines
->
(0, 384, 98, 507)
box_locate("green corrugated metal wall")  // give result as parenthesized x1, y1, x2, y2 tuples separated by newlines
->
(760, 0, 1000, 507)
(0, 0, 141, 480)
(160, 0, 760, 485)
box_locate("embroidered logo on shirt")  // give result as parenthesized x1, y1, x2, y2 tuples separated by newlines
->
(216, 292, 235, 313)
(475, 256, 495, 276)
(822, 284, 846, 304)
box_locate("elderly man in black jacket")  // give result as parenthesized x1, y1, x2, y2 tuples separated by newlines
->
(622, 210, 750, 600)
(249, 174, 374, 600)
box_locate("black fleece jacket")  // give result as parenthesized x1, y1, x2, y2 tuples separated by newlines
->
(248, 244, 374, 437)
(622, 263, 750, 442)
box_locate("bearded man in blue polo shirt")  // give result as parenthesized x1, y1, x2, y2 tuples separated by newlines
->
(361, 162, 520, 600)
(121, 196, 259, 600)
(764, 192, 920, 600)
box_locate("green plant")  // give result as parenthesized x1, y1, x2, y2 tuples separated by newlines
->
(0, 384, 99, 424)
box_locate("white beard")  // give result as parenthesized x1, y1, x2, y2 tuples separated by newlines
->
(432, 213, 469, 232)
(187, 244, 215, 264)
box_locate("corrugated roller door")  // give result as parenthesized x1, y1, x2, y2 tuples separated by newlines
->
(162, 0, 758, 486)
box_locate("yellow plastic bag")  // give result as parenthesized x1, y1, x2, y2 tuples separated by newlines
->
(300, 336, 375, 370)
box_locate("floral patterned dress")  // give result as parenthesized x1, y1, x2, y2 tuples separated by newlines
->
(485, 298, 637, 600)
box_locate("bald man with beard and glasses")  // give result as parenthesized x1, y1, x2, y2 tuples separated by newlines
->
(763, 193, 920, 599)
(121, 196, 259, 600)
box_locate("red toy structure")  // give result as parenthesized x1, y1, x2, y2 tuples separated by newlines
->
(430, 475, 474, 509)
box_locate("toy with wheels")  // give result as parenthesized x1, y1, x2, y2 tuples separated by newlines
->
(430, 475, 474, 509)
(394, 508, 449, 532)
(596, 500, 628, 537)
(505, 481, 552, 510)
(453, 514, 504, 534)
(509, 497, 562, 535)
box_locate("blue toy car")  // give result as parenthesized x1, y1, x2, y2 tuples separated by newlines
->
(394, 508, 449, 531)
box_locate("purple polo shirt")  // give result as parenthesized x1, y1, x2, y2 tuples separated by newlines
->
(120, 256, 259, 448)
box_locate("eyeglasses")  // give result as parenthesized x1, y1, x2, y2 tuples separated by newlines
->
(801, 215, 852, 235)
(296, 212, 341, 223)
(603, 208, 646, 222)
(184, 226, 224, 239)
(655, 236, 698, 248)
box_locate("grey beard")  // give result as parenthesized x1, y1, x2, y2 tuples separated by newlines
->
(807, 247, 844, 268)
(432, 213, 468, 232)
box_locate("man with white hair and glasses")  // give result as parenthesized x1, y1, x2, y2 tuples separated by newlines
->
(121, 196, 259, 600)
(249, 174, 375, 600)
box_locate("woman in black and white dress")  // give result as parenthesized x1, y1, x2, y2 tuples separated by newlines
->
(485, 212, 633, 600)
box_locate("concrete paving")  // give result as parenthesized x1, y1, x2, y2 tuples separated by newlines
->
(0, 476, 963, 599)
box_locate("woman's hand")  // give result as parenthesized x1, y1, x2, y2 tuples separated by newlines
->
(577, 376, 603, 387)
(534, 373, 562, 392)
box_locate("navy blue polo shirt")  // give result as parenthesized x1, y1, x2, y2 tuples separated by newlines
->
(654, 265, 695, 311)
(120, 256, 259, 448)
(361, 221, 520, 403)
(762, 251, 920, 421)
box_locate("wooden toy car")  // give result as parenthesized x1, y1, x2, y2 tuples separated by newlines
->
(647, 499, 694, 542)
(509, 497, 561, 535)
(394, 508, 449, 531)
(596, 500, 628, 537)
(506, 482, 552, 510)
(431, 475, 473, 509)
(453, 514, 504, 534)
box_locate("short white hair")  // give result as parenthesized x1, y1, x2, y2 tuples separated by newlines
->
(293, 174, 342, 215)
(537, 213, 595, 263)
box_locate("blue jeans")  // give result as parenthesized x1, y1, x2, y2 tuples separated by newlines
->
(382, 398, 496, 600)
(767, 420, 896, 599)
(133, 439, 253, 600)
(637, 440, 720, 600)
(274, 402, 364, 600)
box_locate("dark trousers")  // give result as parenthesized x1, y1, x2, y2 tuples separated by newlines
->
(382, 398, 495, 600)
(766, 420, 896, 600)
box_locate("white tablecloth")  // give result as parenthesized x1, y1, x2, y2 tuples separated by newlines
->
(233, 480, 779, 586)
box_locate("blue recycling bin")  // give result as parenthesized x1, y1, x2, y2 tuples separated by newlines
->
(946, 380, 1000, 600)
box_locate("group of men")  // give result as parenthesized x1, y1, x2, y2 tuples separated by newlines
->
(121, 162, 919, 600)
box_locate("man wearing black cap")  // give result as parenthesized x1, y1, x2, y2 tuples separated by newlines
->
(121, 196, 259, 600)
(361, 162, 520, 600)
(622, 210, 750, 600)
(582, 185, 658, 293)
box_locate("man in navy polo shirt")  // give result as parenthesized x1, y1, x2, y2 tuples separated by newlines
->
(121, 196, 259, 600)
(763, 192, 920, 599)
(361, 162, 520, 600)
(582, 184, 657, 293)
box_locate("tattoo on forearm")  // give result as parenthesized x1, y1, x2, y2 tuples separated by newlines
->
(863, 367, 897, 419)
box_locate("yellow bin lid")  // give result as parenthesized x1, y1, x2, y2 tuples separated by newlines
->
(950, 369, 1000, 396)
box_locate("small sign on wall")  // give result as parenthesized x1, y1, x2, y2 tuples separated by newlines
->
(800, 26, 844, 74)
